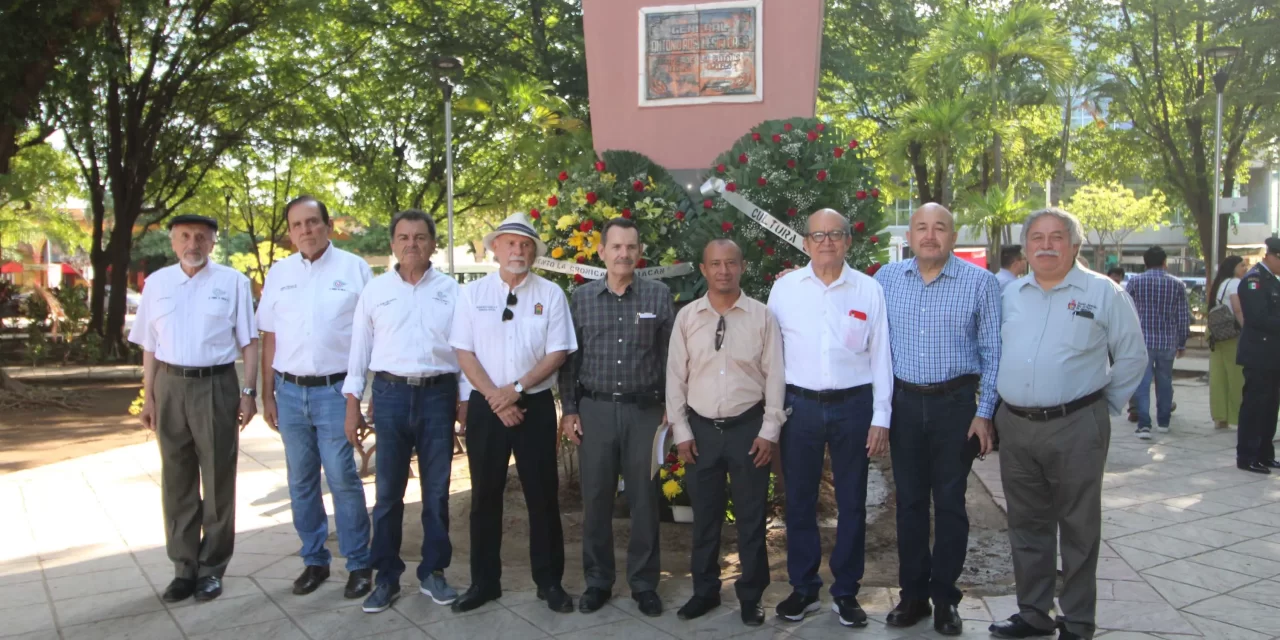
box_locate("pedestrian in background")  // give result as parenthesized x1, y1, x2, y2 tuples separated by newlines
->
(1208, 256, 1247, 430)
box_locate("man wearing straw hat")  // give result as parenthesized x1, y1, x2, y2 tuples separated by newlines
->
(450, 212, 578, 613)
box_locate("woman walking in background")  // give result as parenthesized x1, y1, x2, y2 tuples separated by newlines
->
(1209, 256, 1248, 429)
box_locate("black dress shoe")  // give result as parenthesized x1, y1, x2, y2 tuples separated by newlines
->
(538, 585, 574, 613)
(1263, 459, 1280, 469)
(989, 614, 1055, 638)
(193, 576, 222, 602)
(886, 598, 931, 627)
(344, 569, 372, 599)
(1057, 627, 1083, 640)
(579, 587, 611, 613)
(633, 590, 663, 617)
(740, 600, 765, 626)
(292, 565, 330, 595)
(676, 595, 720, 620)
(161, 578, 196, 603)
(451, 584, 501, 613)
(934, 603, 963, 636)
(1238, 461, 1272, 474)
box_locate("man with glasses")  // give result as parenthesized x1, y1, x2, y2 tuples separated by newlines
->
(768, 208, 893, 628)
(258, 196, 374, 600)
(450, 212, 577, 612)
(666, 239, 784, 628)
(559, 216, 675, 617)
(344, 209, 469, 614)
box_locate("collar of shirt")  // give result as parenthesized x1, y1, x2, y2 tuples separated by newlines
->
(1017, 265, 1091, 293)
(799, 261, 855, 289)
(903, 254, 963, 281)
(690, 291, 749, 316)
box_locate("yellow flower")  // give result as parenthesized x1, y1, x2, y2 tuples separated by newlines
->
(571, 188, 587, 206)
(540, 232, 552, 242)
(662, 479, 682, 500)
(590, 230, 601, 246)
(551, 247, 565, 259)
(597, 204, 617, 219)
(675, 466, 686, 477)
(568, 231, 586, 249)
(556, 215, 578, 231)
(660, 469, 669, 479)
(600, 172, 617, 184)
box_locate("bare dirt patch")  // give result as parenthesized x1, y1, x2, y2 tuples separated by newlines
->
(0, 381, 148, 475)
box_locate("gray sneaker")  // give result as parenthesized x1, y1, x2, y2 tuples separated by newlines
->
(1136, 427, 1152, 440)
(420, 571, 458, 605)
(362, 582, 400, 613)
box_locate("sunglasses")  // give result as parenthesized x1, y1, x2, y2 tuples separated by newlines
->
(715, 316, 726, 351)
(501, 292, 517, 321)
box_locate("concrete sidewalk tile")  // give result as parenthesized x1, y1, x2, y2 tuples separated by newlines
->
(508, 600, 631, 635)
(1112, 532, 1216, 560)
(1141, 575, 1219, 608)
(40, 552, 139, 580)
(1157, 522, 1254, 548)
(1097, 556, 1144, 581)
(0, 562, 43, 587)
(168, 593, 285, 636)
(51, 586, 164, 628)
(187, 618, 307, 640)
(46, 566, 149, 601)
(1183, 595, 1280, 636)
(1102, 579, 1164, 602)
(59, 610, 183, 640)
(1224, 580, 1280, 608)
(0, 582, 49, 608)
(163, 576, 263, 607)
(1094, 600, 1198, 635)
(224, 552, 287, 577)
(256, 576, 362, 614)
(1143, 559, 1257, 592)
(421, 607, 550, 640)
(1186, 549, 1280, 579)
(1225, 539, 1280, 564)
(0, 602, 56, 638)
(1225, 509, 1280, 529)
(1187, 515, 1277, 539)
(392, 588, 489, 626)
(957, 597, 992, 621)
(1112, 545, 1177, 572)
(1160, 496, 1242, 516)
(551, 618, 678, 640)
(1179, 612, 1271, 640)
(293, 604, 416, 640)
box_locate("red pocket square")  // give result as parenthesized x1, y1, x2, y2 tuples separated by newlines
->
(849, 310, 867, 320)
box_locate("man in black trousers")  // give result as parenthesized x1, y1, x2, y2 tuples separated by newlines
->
(1235, 236, 1280, 475)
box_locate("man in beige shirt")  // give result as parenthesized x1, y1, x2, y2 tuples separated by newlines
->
(667, 239, 785, 628)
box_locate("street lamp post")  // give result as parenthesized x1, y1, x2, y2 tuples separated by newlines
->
(433, 56, 464, 277)
(1206, 45, 1239, 288)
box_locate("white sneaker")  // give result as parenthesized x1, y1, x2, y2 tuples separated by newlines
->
(1155, 426, 1170, 433)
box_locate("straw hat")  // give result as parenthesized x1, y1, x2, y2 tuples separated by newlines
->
(482, 212, 548, 258)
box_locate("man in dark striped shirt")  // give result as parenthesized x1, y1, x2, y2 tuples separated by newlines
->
(1125, 246, 1191, 439)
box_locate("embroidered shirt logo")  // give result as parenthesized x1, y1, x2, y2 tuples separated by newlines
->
(534, 303, 544, 316)
(332, 280, 346, 290)
(209, 288, 229, 301)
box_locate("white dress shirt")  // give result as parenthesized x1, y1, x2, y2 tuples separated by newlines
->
(342, 266, 468, 400)
(767, 262, 894, 428)
(127, 262, 257, 367)
(257, 244, 372, 376)
(450, 271, 576, 395)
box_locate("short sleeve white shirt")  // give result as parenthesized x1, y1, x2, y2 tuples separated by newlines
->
(257, 245, 373, 376)
(450, 271, 576, 395)
(1217, 277, 1241, 305)
(127, 262, 257, 367)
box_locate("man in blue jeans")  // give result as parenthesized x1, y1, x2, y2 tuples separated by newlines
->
(1125, 246, 1191, 439)
(343, 209, 471, 613)
(766, 209, 894, 628)
(259, 196, 375, 599)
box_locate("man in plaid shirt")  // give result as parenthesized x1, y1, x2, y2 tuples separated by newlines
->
(1125, 246, 1191, 439)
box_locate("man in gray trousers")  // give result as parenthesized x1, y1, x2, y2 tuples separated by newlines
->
(559, 216, 674, 617)
(991, 208, 1146, 640)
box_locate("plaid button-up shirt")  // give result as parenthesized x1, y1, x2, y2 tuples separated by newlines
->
(1125, 268, 1191, 351)
(557, 276, 675, 415)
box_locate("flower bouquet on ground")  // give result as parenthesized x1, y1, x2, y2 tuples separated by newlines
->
(659, 447, 692, 521)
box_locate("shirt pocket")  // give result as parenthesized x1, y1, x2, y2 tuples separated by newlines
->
(272, 289, 305, 327)
(636, 315, 659, 350)
(1068, 315, 1097, 351)
(151, 298, 178, 337)
(840, 315, 869, 353)
(522, 317, 549, 356)
(323, 288, 359, 327)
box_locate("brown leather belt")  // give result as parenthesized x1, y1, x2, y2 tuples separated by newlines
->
(375, 372, 455, 387)
(688, 402, 765, 429)
(279, 371, 345, 387)
(161, 362, 234, 378)
(785, 384, 870, 403)
(1002, 389, 1106, 422)
(895, 374, 980, 396)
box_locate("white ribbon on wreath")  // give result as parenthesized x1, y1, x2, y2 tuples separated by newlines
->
(700, 178, 810, 254)
(534, 256, 695, 280)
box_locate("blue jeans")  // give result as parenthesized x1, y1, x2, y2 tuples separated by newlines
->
(780, 385, 873, 598)
(275, 375, 371, 571)
(1132, 348, 1176, 428)
(369, 376, 457, 585)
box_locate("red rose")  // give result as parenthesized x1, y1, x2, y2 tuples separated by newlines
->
(574, 274, 586, 284)
(636, 258, 647, 268)
(580, 219, 594, 232)
(756, 239, 766, 247)
(738, 153, 749, 164)
(817, 170, 828, 181)
(633, 180, 644, 192)
(783, 260, 793, 268)
(548, 195, 559, 207)
(856, 190, 867, 200)
(576, 255, 586, 264)
(787, 159, 797, 169)
(765, 246, 776, 256)
(666, 453, 677, 463)
(529, 208, 540, 220)
(834, 147, 844, 158)
(585, 192, 597, 205)
(757, 176, 767, 186)
(594, 161, 606, 172)
(764, 273, 774, 282)
(721, 221, 733, 232)
(675, 211, 686, 221)
(772, 134, 782, 143)
(865, 262, 882, 276)
(703, 199, 714, 209)
(807, 131, 819, 142)
(725, 182, 737, 192)
(816, 123, 826, 132)
(784, 123, 793, 131)
(670, 462, 681, 472)
(854, 221, 866, 232)
(871, 188, 881, 198)
(621, 208, 632, 219)
(849, 139, 860, 149)
(752, 132, 762, 141)
(787, 207, 797, 217)
(870, 235, 880, 244)
(557, 171, 568, 181)
(717, 163, 726, 173)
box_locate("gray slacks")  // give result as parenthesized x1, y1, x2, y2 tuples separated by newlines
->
(155, 366, 240, 580)
(578, 397, 664, 592)
(996, 398, 1110, 640)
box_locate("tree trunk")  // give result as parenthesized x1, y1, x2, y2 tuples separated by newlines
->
(102, 215, 134, 354)
(907, 142, 934, 206)
(86, 180, 108, 333)
(1052, 90, 1073, 206)
(988, 222, 1003, 274)
(990, 72, 1003, 190)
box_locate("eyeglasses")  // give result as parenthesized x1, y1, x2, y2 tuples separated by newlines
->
(805, 230, 849, 244)
(502, 292, 517, 322)
(715, 316, 726, 351)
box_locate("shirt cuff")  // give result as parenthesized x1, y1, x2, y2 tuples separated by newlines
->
(341, 375, 365, 400)
(872, 409, 891, 429)
(977, 398, 997, 420)
(671, 421, 694, 445)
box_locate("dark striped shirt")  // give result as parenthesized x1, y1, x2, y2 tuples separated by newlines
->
(1125, 268, 1191, 351)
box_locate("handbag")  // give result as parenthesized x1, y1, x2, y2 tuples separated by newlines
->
(1207, 283, 1240, 342)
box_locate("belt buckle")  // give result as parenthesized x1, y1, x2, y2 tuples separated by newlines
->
(406, 376, 425, 387)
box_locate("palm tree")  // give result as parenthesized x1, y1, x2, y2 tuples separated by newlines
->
(909, 4, 1073, 191)
(886, 97, 978, 209)
(956, 185, 1030, 273)
(1050, 66, 1105, 204)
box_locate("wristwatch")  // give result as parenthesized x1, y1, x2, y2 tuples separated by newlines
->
(513, 381, 525, 394)
(241, 387, 257, 398)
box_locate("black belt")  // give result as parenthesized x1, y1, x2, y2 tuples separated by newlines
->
(1002, 389, 1106, 422)
(689, 402, 764, 429)
(161, 362, 234, 378)
(579, 387, 664, 406)
(785, 384, 870, 403)
(895, 374, 980, 396)
(279, 371, 345, 387)
(375, 371, 455, 387)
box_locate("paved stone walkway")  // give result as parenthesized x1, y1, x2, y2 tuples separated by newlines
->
(2, 378, 1278, 640)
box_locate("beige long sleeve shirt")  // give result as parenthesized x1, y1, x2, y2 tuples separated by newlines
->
(665, 292, 786, 445)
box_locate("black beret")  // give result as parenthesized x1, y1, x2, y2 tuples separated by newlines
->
(1265, 237, 1280, 255)
(166, 214, 218, 232)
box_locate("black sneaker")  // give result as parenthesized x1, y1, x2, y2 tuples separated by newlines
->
(775, 591, 820, 621)
(1136, 427, 1152, 440)
(831, 595, 867, 627)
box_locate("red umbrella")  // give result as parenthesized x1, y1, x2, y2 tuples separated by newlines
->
(60, 263, 79, 275)
(1, 261, 21, 274)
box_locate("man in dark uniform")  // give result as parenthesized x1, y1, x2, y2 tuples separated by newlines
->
(1235, 236, 1280, 474)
